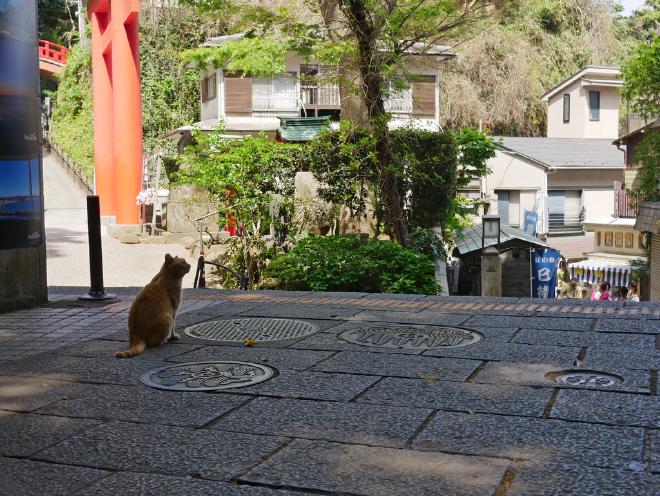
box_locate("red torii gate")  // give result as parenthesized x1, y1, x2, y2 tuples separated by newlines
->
(87, 0, 142, 224)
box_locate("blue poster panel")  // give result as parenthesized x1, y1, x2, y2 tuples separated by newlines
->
(0, 0, 44, 249)
(531, 248, 560, 299)
(523, 210, 537, 237)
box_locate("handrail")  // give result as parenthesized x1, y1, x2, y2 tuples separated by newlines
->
(38, 39, 69, 64)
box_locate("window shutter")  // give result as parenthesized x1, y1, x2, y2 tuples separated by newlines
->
(412, 75, 436, 116)
(201, 77, 208, 103)
(224, 73, 252, 114)
(563, 94, 570, 123)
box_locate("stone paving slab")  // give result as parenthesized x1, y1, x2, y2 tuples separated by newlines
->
(650, 429, 659, 473)
(463, 314, 595, 330)
(0, 353, 83, 376)
(166, 346, 335, 371)
(595, 318, 660, 334)
(239, 304, 363, 320)
(49, 357, 167, 386)
(311, 350, 482, 381)
(581, 349, 660, 370)
(35, 421, 288, 481)
(513, 328, 656, 349)
(81, 472, 313, 496)
(348, 310, 471, 326)
(56, 339, 204, 361)
(0, 411, 100, 457)
(36, 384, 251, 427)
(210, 396, 432, 448)
(357, 377, 552, 417)
(507, 461, 660, 496)
(423, 341, 582, 366)
(0, 376, 91, 412)
(412, 410, 645, 468)
(0, 457, 110, 496)
(473, 361, 651, 393)
(550, 389, 660, 428)
(241, 438, 511, 496)
(239, 370, 380, 402)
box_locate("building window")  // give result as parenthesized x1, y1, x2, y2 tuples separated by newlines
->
(563, 94, 570, 123)
(596, 231, 601, 246)
(207, 74, 217, 101)
(589, 91, 600, 121)
(638, 233, 645, 249)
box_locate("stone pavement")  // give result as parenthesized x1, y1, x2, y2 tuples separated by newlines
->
(0, 288, 658, 495)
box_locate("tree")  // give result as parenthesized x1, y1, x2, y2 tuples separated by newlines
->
(181, 0, 498, 245)
(622, 34, 660, 119)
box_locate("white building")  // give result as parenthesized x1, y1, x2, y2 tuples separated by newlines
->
(190, 33, 454, 138)
(467, 67, 624, 237)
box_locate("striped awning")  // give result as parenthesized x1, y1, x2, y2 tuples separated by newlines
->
(568, 258, 631, 288)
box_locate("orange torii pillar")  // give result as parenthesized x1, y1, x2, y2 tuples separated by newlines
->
(88, 0, 142, 224)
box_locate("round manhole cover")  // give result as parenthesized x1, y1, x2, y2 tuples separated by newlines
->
(546, 370, 623, 388)
(184, 318, 319, 343)
(141, 361, 275, 391)
(338, 325, 483, 350)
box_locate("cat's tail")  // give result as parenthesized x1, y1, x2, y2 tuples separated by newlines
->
(115, 340, 146, 359)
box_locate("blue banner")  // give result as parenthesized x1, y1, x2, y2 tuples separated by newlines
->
(531, 248, 560, 299)
(523, 210, 537, 237)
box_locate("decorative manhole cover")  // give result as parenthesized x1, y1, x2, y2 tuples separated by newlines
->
(546, 370, 623, 388)
(184, 318, 319, 343)
(338, 325, 483, 350)
(141, 361, 275, 391)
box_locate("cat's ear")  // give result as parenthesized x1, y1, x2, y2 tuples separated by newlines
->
(165, 253, 174, 264)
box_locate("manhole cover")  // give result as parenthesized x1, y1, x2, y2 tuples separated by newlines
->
(338, 325, 483, 350)
(184, 318, 319, 343)
(141, 361, 275, 391)
(546, 370, 623, 387)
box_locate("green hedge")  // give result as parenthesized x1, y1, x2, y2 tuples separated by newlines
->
(264, 235, 437, 294)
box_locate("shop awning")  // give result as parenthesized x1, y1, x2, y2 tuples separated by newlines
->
(568, 258, 632, 287)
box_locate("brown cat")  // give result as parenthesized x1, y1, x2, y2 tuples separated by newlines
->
(115, 254, 191, 358)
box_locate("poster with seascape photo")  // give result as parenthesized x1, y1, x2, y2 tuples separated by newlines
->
(0, 0, 44, 250)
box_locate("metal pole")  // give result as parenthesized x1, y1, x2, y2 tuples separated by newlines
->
(79, 196, 116, 300)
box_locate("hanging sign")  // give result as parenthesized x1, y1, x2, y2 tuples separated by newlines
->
(531, 248, 560, 299)
(523, 210, 537, 237)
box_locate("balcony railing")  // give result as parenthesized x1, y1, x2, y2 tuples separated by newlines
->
(300, 83, 340, 108)
(252, 95, 298, 111)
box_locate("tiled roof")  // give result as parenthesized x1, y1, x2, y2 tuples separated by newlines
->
(495, 137, 624, 168)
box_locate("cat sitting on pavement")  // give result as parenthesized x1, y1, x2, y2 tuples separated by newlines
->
(115, 254, 191, 358)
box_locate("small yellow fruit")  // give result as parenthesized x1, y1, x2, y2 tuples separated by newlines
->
(244, 338, 256, 347)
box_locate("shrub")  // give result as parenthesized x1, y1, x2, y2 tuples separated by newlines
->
(264, 235, 437, 294)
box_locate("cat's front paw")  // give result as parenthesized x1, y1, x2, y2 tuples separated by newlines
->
(169, 332, 181, 341)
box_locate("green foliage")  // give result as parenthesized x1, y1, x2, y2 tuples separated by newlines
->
(632, 130, 660, 202)
(49, 43, 94, 183)
(139, 7, 225, 153)
(38, 0, 75, 46)
(300, 123, 378, 217)
(407, 227, 447, 261)
(175, 131, 304, 229)
(181, 37, 287, 77)
(391, 129, 458, 229)
(265, 236, 438, 294)
(622, 35, 660, 119)
(454, 128, 497, 188)
(442, 0, 646, 135)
